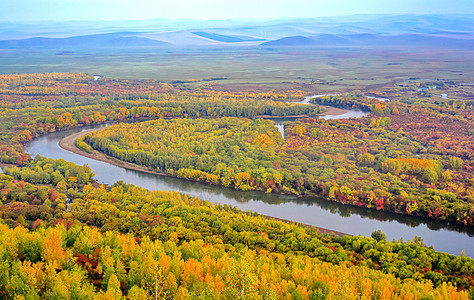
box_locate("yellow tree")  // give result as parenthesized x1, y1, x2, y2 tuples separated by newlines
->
(42, 228, 65, 268)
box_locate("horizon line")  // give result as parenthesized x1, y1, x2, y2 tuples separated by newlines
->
(3, 12, 474, 24)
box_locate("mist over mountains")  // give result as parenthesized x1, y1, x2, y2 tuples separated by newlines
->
(0, 14, 472, 50)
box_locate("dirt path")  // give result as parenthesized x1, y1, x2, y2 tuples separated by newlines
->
(59, 128, 350, 237)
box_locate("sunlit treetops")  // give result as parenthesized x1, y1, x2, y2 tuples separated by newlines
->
(0, 224, 470, 299)
(0, 156, 473, 298)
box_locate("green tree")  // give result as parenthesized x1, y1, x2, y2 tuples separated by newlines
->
(422, 167, 438, 184)
(449, 157, 463, 170)
(371, 230, 386, 242)
(357, 153, 375, 166)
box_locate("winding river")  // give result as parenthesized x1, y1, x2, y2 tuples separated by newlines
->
(22, 96, 474, 257)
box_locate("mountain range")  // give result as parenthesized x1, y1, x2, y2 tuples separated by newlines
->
(0, 14, 472, 49)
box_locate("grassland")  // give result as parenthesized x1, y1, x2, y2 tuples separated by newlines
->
(1, 47, 472, 94)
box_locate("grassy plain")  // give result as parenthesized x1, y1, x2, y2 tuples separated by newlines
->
(1, 47, 472, 94)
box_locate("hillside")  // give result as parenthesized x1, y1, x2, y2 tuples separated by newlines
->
(1, 156, 473, 299)
(260, 33, 474, 49)
(1, 14, 473, 48)
(0, 33, 169, 49)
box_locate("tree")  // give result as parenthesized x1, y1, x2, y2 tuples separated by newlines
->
(423, 167, 438, 184)
(42, 228, 66, 267)
(371, 230, 386, 242)
(357, 153, 375, 166)
(441, 170, 452, 182)
(128, 286, 148, 300)
(310, 128, 325, 139)
(449, 157, 463, 170)
(291, 125, 305, 136)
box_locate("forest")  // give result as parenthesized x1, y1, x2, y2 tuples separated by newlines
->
(0, 73, 320, 165)
(0, 73, 473, 299)
(82, 102, 474, 225)
(1, 156, 473, 299)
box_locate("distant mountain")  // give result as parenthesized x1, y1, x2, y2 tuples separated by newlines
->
(260, 33, 474, 49)
(0, 15, 472, 49)
(191, 32, 264, 43)
(261, 35, 351, 46)
(311, 34, 351, 44)
(345, 33, 474, 49)
(0, 33, 169, 49)
(2, 15, 474, 41)
(260, 36, 318, 46)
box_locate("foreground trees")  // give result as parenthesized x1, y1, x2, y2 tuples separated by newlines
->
(0, 158, 472, 298)
(0, 225, 470, 299)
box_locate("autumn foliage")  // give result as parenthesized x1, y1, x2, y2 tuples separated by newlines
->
(0, 158, 473, 298)
(83, 114, 473, 225)
(0, 73, 320, 165)
(0, 73, 473, 298)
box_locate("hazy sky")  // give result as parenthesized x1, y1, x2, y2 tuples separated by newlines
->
(1, 0, 473, 22)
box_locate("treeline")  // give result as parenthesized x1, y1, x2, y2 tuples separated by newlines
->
(310, 92, 474, 115)
(312, 93, 473, 162)
(310, 93, 398, 115)
(4, 155, 94, 187)
(1, 224, 470, 300)
(0, 224, 470, 300)
(281, 117, 473, 225)
(0, 158, 472, 298)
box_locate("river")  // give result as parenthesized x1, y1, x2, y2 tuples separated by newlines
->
(272, 94, 370, 138)
(22, 99, 474, 257)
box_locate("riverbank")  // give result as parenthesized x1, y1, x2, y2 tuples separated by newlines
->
(0, 163, 15, 169)
(59, 129, 350, 238)
(59, 129, 168, 177)
(261, 215, 347, 237)
(255, 106, 348, 119)
(319, 105, 347, 116)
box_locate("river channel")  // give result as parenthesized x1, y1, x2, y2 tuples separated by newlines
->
(23, 97, 474, 257)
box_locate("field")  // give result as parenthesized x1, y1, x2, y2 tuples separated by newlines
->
(1, 47, 472, 94)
